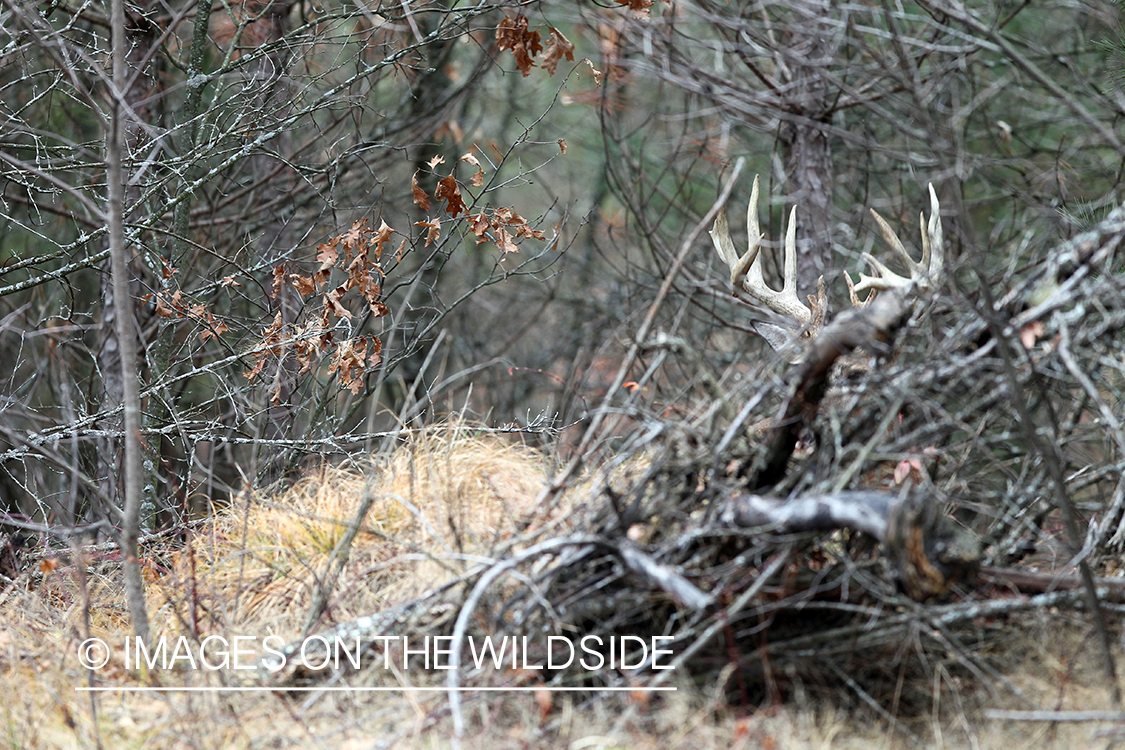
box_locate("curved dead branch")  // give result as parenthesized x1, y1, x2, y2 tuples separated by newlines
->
(725, 489, 981, 601)
(748, 288, 913, 488)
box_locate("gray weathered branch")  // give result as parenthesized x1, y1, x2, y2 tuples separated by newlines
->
(725, 490, 981, 600)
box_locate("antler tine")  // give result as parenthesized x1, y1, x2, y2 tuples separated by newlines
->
(731, 174, 764, 286)
(924, 182, 943, 279)
(743, 206, 813, 325)
(850, 184, 943, 297)
(782, 206, 798, 299)
(710, 175, 759, 288)
(709, 174, 812, 327)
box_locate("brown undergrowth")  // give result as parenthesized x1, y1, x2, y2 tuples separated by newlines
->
(0, 420, 1120, 749)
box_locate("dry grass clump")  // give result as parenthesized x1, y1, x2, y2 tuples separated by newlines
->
(149, 423, 549, 637)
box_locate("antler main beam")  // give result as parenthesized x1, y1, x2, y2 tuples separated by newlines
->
(709, 175, 817, 328)
(850, 184, 944, 297)
(711, 174, 943, 348)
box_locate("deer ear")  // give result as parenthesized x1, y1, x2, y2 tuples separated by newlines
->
(753, 321, 800, 358)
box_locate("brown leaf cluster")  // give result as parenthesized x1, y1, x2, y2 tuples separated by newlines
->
(328, 335, 381, 394)
(467, 206, 547, 255)
(289, 218, 393, 317)
(243, 312, 286, 386)
(412, 154, 547, 255)
(412, 152, 488, 223)
(243, 219, 395, 402)
(496, 15, 542, 76)
(496, 16, 582, 80)
(145, 289, 228, 342)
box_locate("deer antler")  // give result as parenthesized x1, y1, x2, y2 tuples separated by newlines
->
(849, 184, 943, 302)
(710, 175, 827, 343)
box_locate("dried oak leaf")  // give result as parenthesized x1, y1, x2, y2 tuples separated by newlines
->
(316, 240, 339, 272)
(269, 372, 283, 405)
(290, 274, 316, 297)
(414, 217, 441, 247)
(370, 220, 394, 260)
(347, 257, 381, 305)
(293, 324, 321, 375)
(294, 343, 315, 375)
(583, 58, 604, 85)
(261, 311, 285, 344)
(201, 320, 229, 342)
(616, 0, 654, 19)
(494, 225, 519, 254)
(243, 349, 270, 383)
(293, 319, 333, 375)
(542, 27, 574, 75)
(190, 304, 229, 342)
(324, 286, 352, 320)
(460, 153, 485, 186)
(411, 170, 431, 211)
(369, 336, 382, 367)
(152, 290, 183, 318)
(468, 211, 490, 242)
(496, 14, 542, 77)
(516, 224, 546, 241)
(171, 290, 187, 313)
(435, 174, 467, 216)
(329, 337, 367, 394)
(271, 264, 286, 298)
(342, 218, 368, 257)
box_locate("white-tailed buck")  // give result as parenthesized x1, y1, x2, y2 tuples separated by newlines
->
(708, 177, 979, 601)
(709, 175, 944, 353)
(711, 175, 946, 492)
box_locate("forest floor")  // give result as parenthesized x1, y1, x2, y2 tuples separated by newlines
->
(2, 428, 1122, 749)
(0, 612, 1121, 750)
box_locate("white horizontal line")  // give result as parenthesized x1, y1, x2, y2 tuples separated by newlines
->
(984, 709, 1125, 722)
(75, 686, 677, 693)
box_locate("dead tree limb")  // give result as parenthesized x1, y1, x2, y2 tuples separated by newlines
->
(749, 289, 912, 489)
(725, 489, 981, 600)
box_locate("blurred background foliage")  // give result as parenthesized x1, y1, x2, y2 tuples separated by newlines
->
(1, 0, 1123, 539)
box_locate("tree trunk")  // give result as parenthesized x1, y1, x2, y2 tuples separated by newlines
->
(96, 5, 157, 530)
(776, 0, 837, 288)
(108, 0, 151, 641)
